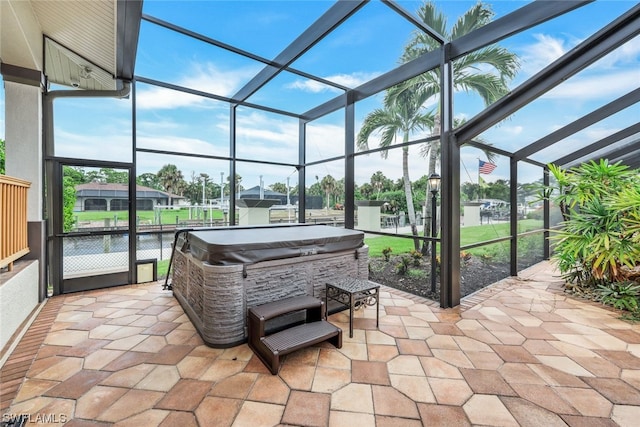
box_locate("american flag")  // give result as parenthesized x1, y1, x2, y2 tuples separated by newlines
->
(479, 160, 497, 175)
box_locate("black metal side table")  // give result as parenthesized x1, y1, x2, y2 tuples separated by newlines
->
(325, 278, 380, 338)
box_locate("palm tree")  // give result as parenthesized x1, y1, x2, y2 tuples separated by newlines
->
(157, 164, 185, 206)
(357, 85, 435, 250)
(370, 171, 391, 200)
(400, 1, 520, 252)
(137, 173, 161, 190)
(333, 178, 345, 206)
(269, 182, 288, 195)
(227, 174, 243, 195)
(320, 175, 337, 211)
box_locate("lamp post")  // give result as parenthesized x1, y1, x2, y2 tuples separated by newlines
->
(220, 172, 224, 206)
(202, 176, 206, 206)
(428, 173, 441, 293)
(286, 177, 290, 206)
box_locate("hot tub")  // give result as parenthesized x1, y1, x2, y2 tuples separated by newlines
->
(171, 224, 369, 347)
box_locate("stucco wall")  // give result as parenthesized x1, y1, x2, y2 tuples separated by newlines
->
(0, 261, 40, 351)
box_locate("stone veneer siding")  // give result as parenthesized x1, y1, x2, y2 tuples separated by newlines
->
(172, 245, 369, 347)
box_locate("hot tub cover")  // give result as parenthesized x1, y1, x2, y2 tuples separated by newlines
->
(185, 225, 364, 265)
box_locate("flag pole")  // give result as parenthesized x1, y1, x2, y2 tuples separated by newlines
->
(477, 158, 481, 201)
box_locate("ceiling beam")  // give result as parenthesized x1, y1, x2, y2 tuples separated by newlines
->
(455, 3, 640, 145)
(0, 62, 45, 88)
(303, 47, 441, 121)
(232, 0, 367, 102)
(135, 76, 303, 119)
(564, 135, 640, 168)
(381, 0, 445, 45)
(116, 0, 143, 81)
(553, 122, 640, 166)
(303, 1, 592, 122)
(141, 14, 349, 92)
(514, 87, 640, 160)
(450, 1, 591, 59)
(611, 145, 640, 168)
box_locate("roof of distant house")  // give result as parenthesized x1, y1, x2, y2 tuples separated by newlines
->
(75, 182, 183, 199)
(238, 185, 286, 197)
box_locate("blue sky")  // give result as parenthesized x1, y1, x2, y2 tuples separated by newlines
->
(2, 0, 639, 192)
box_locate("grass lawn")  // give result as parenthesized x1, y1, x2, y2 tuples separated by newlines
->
(75, 208, 224, 224)
(157, 259, 170, 279)
(365, 219, 543, 258)
(73, 210, 542, 276)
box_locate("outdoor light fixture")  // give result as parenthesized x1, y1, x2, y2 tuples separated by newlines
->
(428, 173, 440, 293)
(79, 66, 92, 79)
(428, 173, 441, 195)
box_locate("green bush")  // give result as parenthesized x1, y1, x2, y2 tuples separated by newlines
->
(526, 209, 543, 220)
(543, 160, 640, 302)
(597, 282, 640, 312)
(396, 255, 411, 275)
(407, 269, 426, 279)
(382, 247, 393, 262)
(409, 249, 423, 266)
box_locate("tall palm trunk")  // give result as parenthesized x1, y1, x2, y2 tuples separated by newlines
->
(402, 133, 420, 250)
(422, 114, 440, 254)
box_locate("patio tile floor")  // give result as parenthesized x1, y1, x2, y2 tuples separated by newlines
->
(2, 261, 640, 426)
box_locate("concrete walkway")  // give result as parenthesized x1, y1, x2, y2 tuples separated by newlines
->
(2, 261, 640, 426)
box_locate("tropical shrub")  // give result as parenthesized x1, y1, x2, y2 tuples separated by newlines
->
(396, 255, 412, 275)
(409, 249, 423, 266)
(596, 282, 640, 313)
(382, 247, 393, 262)
(543, 160, 640, 292)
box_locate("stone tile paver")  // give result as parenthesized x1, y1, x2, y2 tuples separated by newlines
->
(371, 385, 420, 419)
(155, 378, 211, 410)
(5, 262, 640, 426)
(209, 372, 257, 399)
(500, 396, 568, 427)
(463, 394, 518, 426)
(282, 390, 330, 427)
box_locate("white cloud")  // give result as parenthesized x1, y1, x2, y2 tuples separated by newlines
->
(136, 62, 261, 109)
(137, 134, 222, 155)
(286, 71, 382, 93)
(519, 33, 569, 76)
(541, 69, 639, 101)
(236, 111, 297, 145)
(500, 125, 524, 136)
(136, 89, 212, 110)
(594, 37, 640, 69)
(136, 120, 181, 131)
(329, 72, 383, 88)
(517, 31, 639, 98)
(55, 130, 132, 162)
(225, 111, 300, 163)
(287, 79, 341, 94)
(306, 121, 345, 160)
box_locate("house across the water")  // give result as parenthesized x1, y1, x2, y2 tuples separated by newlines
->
(75, 183, 184, 211)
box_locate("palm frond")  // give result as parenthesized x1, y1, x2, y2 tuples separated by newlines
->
(454, 47, 520, 81)
(416, 1, 449, 39)
(454, 72, 510, 106)
(401, 32, 441, 63)
(357, 109, 396, 151)
(451, 2, 494, 40)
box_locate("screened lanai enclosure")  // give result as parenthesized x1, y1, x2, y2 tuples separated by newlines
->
(3, 0, 638, 308)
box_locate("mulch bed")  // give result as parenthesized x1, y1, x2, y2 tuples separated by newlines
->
(368, 254, 511, 302)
